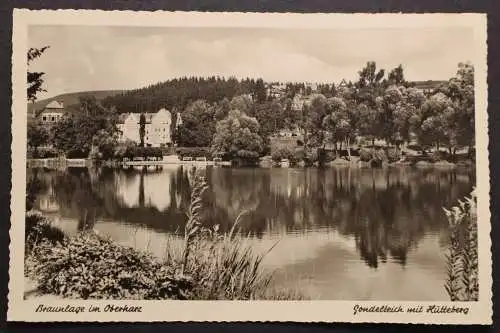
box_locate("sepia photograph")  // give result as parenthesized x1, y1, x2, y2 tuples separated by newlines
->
(9, 10, 491, 323)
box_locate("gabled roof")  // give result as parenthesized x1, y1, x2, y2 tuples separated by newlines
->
(45, 100, 64, 109)
(117, 109, 171, 124)
(133, 112, 155, 123)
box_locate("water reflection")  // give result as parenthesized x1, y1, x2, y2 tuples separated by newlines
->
(28, 166, 474, 272)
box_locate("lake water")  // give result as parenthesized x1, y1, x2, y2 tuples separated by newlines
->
(27, 165, 475, 300)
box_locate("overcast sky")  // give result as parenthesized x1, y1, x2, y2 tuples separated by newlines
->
(28, 25, 476, 100)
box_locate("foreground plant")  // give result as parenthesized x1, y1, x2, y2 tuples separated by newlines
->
(177, 167, 282, 300)
(443, 189, 478, 301)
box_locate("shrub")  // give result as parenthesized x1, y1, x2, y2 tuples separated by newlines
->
(27, 232, 193, 300)
(34, 148, 59, 159)
(304, 148, 318, 163)
(359, 149, 373, 162)
(443, 190, 478, 301)
(115, 146, 164, 160)
(271, 147, 294, 163)
(66, 149, 88, 159)
(372, 149, 387, 163)
(293, 149, 305, 163)
(430, 150, 447, 163)
(296, 139, 304, 147)
(25, 211, 65, 252)
(350, 148, 360, 157)
(386, 148, 401, 163)
(176, 147, 211, 159)
(325, 151, 336, 163)
(407, 143, 422, 151)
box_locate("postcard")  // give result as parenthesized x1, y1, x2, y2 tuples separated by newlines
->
(9, 9, 491, 324)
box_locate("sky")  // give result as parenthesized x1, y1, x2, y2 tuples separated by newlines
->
(28, 25, 476, 100)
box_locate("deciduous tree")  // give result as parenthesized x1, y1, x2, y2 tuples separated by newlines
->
(53, 97, 118, 158)
(175, 100, 215, 147)
(27, 46, 50, 102)
(211, 109, 264, 162)
(27, 121, 49, 155)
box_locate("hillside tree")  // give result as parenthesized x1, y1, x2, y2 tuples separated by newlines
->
(27, 46, 50, 102)
(27, 120, 49, 156)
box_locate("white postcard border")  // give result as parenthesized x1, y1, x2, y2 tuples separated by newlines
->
(8, 9, 492, 324)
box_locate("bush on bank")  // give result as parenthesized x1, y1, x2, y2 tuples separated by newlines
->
(25, 211, 65, 252)
(175, 147, 212, 159)
(25, 222, 290, 300)
(26, 231, 193, 300)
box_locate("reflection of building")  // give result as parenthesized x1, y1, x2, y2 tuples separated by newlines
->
(116, 173, 141, 208)
(36, 187, 60, 213)
(115, 170, 172, 211)
(38, 100, 65, 125)
(117, 108, 172, 147)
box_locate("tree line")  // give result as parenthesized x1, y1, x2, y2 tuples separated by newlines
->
(173, 61, 474, 163)
(27, 49, 474, 163)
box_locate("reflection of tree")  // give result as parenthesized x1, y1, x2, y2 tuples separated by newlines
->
(138, 166, 145, 208)
(29, 166, 475, 269)
(26, 168, 42, 211)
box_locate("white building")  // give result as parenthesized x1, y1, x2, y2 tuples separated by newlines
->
(117, 108, 172, 147)
(39, 100, 65, 125)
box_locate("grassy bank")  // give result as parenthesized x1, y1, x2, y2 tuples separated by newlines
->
(24, 171, 303, 300)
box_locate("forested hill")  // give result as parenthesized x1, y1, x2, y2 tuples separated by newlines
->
(29, 77, 447, 116)
(101, 76, 447, 114)
(101, 76, 268, 114)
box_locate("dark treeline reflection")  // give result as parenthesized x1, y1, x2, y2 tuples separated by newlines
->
(28, 166, 475, 269)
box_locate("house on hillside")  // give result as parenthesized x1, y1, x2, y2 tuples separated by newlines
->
(411, 80, 446, 96)
(277, 127, 303, 138)
(304, 82, 318, 92)
(266, 83, 286, 99)
(117, 108, 172, 147)
(291, 94, 312, 111)
(338, 79, 348, 89)
(38, 101, 65, 125)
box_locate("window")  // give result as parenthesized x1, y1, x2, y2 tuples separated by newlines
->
(42, 116, 46, 121)
(51, 116, 55, 121)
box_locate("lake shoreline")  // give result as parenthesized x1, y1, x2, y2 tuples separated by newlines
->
(26, 156, 475, 170)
